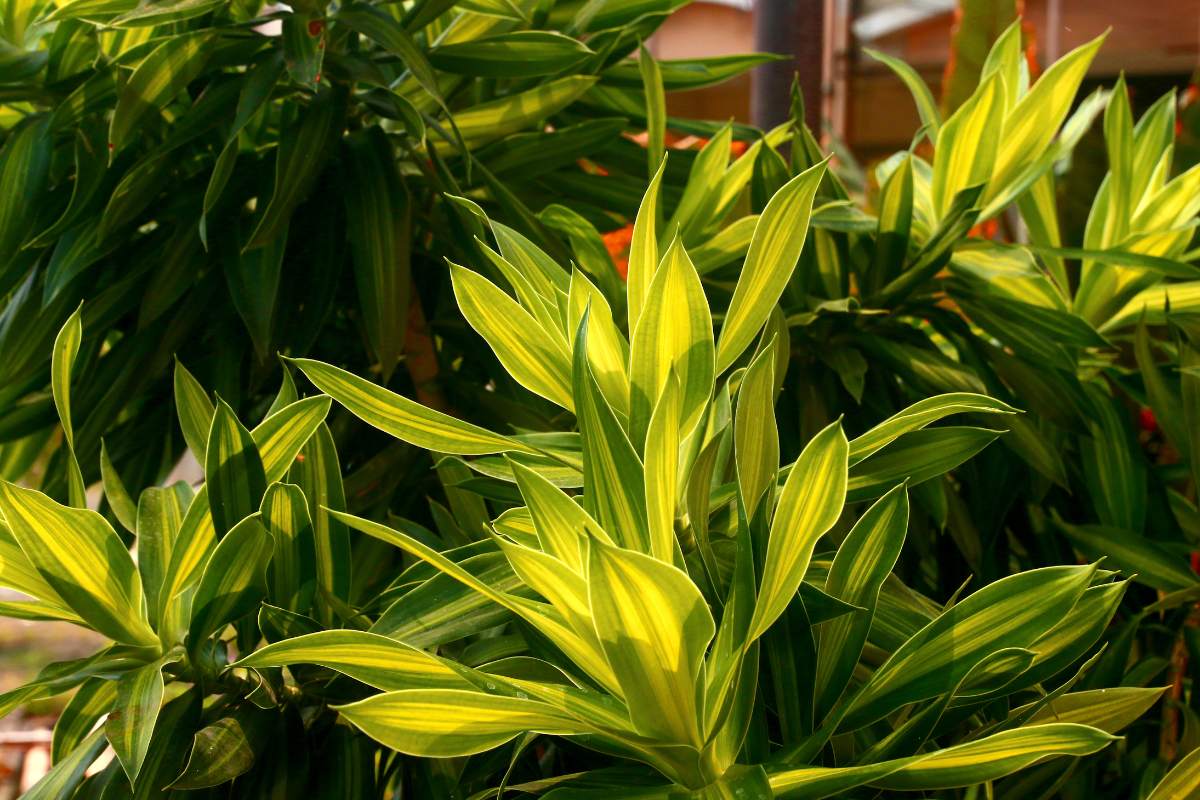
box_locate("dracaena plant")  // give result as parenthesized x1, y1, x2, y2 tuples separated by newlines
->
(0, 302, 387, 797)
(0, 0, 771, 509)
(213, 163, 1161, 799)
(682, 20, 1200, 787)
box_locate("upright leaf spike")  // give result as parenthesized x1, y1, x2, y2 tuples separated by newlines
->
(51, 303, 86, 509)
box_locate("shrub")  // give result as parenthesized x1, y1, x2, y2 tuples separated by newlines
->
(5, 10, 1200, 800)
(0, 0, 768, 505)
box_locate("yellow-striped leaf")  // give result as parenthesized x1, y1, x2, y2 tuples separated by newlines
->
(430, 31, 592, 78)
(627, 159, 666, 333)
(254, 395, 332, 483)
(341, 127, 410, 384)
(509, 460, 600, 573)
(481, 241, 570, 350)
(629, 233, 714, 448)
(136, 481, 193, 632)
(716, 160, 827, 374)
(288, 422, 349, 622)
(1055, 518, 1198, 594)
(292, 358, 540, 456)
(931, 70, 1005, 219)
(847, 393, 1016, 466)
(665, 121, 732, 247)
(436, 76, 599, 152)
(159, 395, 331, 637)
(332, 510, 620, 695)
(174, 357, 214, 464)
(864, 48, 941, 139)
(21, 728, 108, 800)
(1022, 687, 1167, 734)
(813, 484, 908, 723)
(491, 221, 570, 300)
(567, 268, 630, 420)
(245, 83, 345, 250)
(574, 312, 650, 554)
(986, 34, 1104, 205)
(846, 427, 1002, 503)
(491, 535, 597, 647)
(451, 263, 573, 410)
(644, 368, 682, 564)
(0, 481, 155, 646)
(587, 535, 713, 748)
(769, 724, 1115, 800)
(52, 677, 117, 764)
(100, 441, 137, 533)
(748, 420, 847, 641)
(369, 551, 538, 647)
(1148, 745, 1200, 800)
(734, 342, 778, 520)
(51, 305, 86, 509)
(187, 514, 273, 650)
(205, 397, 266, 540)
(106, 648, 183, 785)
(0, 520, 67, 608)
(838, 564, 1097, 731)
(639, 43, 665, 181)
(335, 689, 591, 757)
(235, 630, 475, 691)
(692, 215, 758, 276)
(261, 482, 317, 615)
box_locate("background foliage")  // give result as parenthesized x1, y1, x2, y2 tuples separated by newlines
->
(3, 2, 1200, 799)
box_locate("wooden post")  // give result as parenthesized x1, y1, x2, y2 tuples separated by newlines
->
(752, 0, 824, 132)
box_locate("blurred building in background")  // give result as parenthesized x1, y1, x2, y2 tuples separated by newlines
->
(648, 0, 1200, 158)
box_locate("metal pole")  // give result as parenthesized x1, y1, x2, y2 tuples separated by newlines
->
(752, 0, 825, 132)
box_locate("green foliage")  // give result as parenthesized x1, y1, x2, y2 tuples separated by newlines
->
(0, 0, 769, 509)
(3, 10, 1200, 800)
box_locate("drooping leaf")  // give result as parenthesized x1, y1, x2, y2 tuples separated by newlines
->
(172, 702, 275, 789)
(334, 689, 591, 757)
(245, 83, 346, 250)
(235, 629, 475, 691)
(838, 564, 1097, 731)
(341, 127, 410, 383)
(430, 32, 592, 78)
(292, 358, 540, 455)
